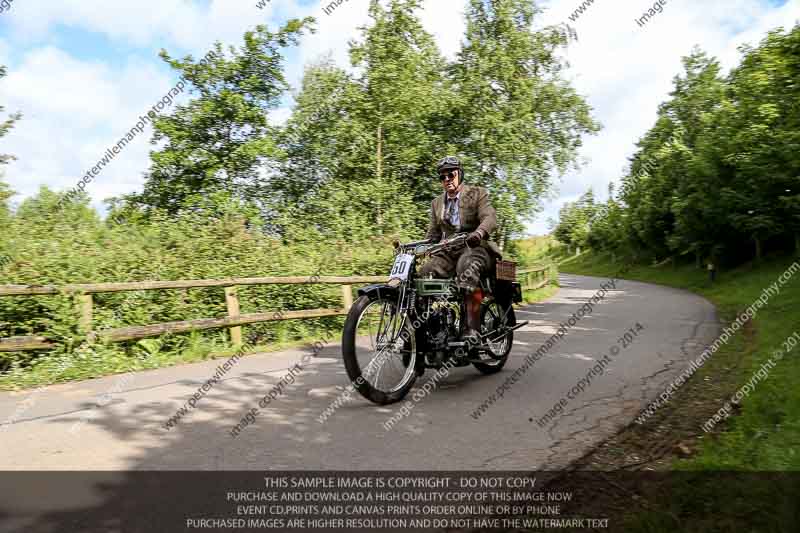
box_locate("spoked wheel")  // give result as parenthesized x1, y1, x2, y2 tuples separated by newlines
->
(472, 300, 514, 375)
(342, 294, 418, 405)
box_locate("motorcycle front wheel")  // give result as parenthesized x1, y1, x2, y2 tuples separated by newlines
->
(342, 293, 418, 405)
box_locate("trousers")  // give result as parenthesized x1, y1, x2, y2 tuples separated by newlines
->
(417, 245, 492, 290)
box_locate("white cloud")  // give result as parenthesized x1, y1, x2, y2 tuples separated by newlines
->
(0, 46, 175, 210)
(526, 0, 800, 235)
(418, 0, 467, 59)
(4, 0, 272, 52)
(0, 0, 289, 214)
(0, 0, 797, 229)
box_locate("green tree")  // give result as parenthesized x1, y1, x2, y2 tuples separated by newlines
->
(598, 27, 800, 265)
(0, 66, 20, 169)
(349, 0, 454, 200)
(554, 189, 596, 252)
(126, 20, 314, 215)
(453, 0, 600, 249)
(271, 60, 361, 210)
(274, 0, 454, 240)
(618, 49, 727, 263)
(717, 26, 800, 261)
(586, 184, 628, 259)
(0, 65, 21, 225)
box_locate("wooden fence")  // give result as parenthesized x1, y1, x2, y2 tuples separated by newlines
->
(0, 266, 552, 353)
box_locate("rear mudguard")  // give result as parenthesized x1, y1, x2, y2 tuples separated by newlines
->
(492, 280, 521, 324)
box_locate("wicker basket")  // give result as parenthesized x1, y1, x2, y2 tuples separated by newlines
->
(495, 260, 517, 281)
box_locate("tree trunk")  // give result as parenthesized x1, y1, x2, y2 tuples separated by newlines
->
(375, 124, 383, 232)
(754, 236, 762, 263)
(376, 124, 382, 180)
(795, 232, 799, 257)
(695, 251, 701, 269)
(496, 222, 506, 251)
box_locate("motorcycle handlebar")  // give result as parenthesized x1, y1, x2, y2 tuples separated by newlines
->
(397, 233, 468, 256)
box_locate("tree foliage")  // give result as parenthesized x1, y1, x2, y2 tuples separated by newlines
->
(553, 189, 596, 249)
(123, 19, 314, 216)
(0, 66, 20, 170)
(124, 1, 596, 247)
(560, 25, 800, 264)
(453, 0, 599, 247)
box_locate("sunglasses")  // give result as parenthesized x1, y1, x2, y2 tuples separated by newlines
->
(439, 170, 459, 181)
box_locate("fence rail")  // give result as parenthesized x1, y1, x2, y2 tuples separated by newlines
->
(0, 265, 552, 353)
(518, 266, 553, 292)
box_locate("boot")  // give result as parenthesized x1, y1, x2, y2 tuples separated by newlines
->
(462, 288, 483, 347)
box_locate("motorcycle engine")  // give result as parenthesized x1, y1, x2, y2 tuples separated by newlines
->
(427, 300, 461, 349)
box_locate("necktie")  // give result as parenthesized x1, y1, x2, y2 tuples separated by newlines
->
(447, 198, 458, 226)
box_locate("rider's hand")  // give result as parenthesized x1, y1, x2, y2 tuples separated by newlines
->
(466, 231, 483, 248)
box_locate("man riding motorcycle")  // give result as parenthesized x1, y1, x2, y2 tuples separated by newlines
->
(418, 156, 502, 345)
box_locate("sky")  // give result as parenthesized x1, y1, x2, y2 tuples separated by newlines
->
(0, 0, 797, 235)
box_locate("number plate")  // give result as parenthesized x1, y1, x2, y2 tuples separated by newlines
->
(389, 253, 414, 281)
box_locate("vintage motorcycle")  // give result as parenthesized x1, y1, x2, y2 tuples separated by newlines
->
(341, 233, 527, 405)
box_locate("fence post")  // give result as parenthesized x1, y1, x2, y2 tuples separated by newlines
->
(341, 285, 353, 312)
(224, 286, 243, 347)
(77, 294, 93, 336)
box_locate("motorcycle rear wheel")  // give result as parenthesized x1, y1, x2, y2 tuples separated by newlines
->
(342, 294, 418, 405)
(472, 301, 514, 375)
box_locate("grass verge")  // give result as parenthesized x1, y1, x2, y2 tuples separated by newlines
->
(0, 323, 342, 391)
(553, 251, 800, 532)
(522, 282, 559, 305)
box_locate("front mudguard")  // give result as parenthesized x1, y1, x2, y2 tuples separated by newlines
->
(356, 283, 400, 301)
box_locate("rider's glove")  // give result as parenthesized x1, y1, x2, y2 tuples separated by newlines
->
(466, 230, 483, 248)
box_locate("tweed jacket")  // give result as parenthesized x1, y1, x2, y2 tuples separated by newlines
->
(424, 184, 502, 258)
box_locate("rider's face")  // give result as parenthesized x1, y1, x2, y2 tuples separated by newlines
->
(439, 169, 460, 194)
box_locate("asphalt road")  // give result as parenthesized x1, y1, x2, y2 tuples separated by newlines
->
(0, 274, 719, 471)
